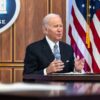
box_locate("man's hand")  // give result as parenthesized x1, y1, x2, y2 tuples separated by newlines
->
(46, 60, 64, 74)
(74, 56, 85, 72)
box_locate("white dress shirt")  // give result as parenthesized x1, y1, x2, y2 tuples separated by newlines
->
(44, 36, 85, 75)
(44, 36, 60, 75)
(45, 36, 60, 53)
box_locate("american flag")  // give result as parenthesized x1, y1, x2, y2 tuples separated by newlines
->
(66, 0, 100, 73)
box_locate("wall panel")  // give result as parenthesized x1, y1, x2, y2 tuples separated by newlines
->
(14, 0, 49, 62)
(50, 0, 66, 42)
(14, 67, 23, 82)
(0, 68, 12, 83)
(0, 29, 12, 62)
(0, 0, 66, 83)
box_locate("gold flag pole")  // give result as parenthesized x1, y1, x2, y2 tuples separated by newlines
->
(86, 0, 90, 48)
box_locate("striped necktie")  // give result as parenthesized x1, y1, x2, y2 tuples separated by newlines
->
(54, 44, 61, 60)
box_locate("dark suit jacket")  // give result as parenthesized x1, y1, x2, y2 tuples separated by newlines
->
(23, 38, 74, 76)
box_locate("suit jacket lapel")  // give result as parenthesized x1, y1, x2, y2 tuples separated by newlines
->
(59, 42, 66, 61)
(41, 38, 54, 62)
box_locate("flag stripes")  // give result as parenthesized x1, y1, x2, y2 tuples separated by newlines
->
(67, 0, 100, 73)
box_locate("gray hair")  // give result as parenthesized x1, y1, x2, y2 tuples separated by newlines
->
(42, 13, 61, 27)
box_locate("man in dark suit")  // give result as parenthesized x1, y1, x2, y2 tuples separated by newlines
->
(23, 13, 84, 76)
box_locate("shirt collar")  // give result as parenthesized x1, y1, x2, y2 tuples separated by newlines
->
(46, 36, 59, 52)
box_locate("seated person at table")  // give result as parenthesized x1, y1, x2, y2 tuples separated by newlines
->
(23, 13, 85, 76)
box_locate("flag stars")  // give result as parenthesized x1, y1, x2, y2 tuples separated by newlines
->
(89, 5, 95, 10)
(82, 4, 85, 8)
(93, 6, 95, 10)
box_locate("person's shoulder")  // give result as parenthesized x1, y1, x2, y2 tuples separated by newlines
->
(60, 41, 74, 53)
(60, 41, 72, 48)
(26, 39, 43, 49)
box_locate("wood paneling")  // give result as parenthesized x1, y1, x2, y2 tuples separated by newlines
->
(50, 0, 66, 42)
(0, 68, 12, 83)
(0, 29, 12, 62)
(14, 0, 49, 62)
(0, 0, 66, 83)
(14, 68, 23, 82)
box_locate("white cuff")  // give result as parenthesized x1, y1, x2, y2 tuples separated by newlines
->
(44, 68, 47, 75)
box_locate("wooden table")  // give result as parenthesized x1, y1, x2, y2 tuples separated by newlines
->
(23, 73, 100, 82)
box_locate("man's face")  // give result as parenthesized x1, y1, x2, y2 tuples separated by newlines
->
(46, 16, 63, 42)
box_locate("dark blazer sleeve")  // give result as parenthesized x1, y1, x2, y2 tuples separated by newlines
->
(23, 45, 44, 76)
(59, 42, 74, 73)
(23, 39, 75, 78)
(64, 46, 74, 72)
